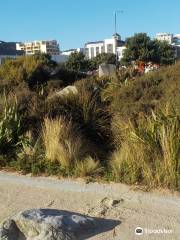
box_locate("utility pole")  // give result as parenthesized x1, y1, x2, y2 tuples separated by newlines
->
(114, 10, 123, 34)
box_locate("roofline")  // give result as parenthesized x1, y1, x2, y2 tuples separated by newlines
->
(85, 41, 104, 45)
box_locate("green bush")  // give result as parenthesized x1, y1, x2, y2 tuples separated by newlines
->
(0, 96, 28, 156)
(107, 61, 180, 119)
(0, 54, 55, 90)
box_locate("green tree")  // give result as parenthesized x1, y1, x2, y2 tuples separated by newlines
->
(122, 33, 175, 65)
(90, 53, 116, 70)
(66, 52, 89, 72)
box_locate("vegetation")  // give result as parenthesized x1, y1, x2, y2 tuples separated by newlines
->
(65, 52, 89, 72)
(0, 52, 179, 190)
(90, 53, 116, 70)
(65, 52, 116, 72)
(122, 33, 175, 65)
(111, 109, 180, 189)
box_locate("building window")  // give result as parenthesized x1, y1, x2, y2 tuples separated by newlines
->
(107, 44, 113, 53)
(85, 48, 89, 58)
(101, 46, 105, 53)
(96, 47, 99, 55)
(91, 47, 94, 58)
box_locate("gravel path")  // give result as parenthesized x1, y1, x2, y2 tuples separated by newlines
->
(0, 171, 180, 239)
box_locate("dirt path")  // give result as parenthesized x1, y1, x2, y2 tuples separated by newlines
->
(0, 171, 180, 240)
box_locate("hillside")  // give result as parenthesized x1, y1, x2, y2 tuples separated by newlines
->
(0, 56, 179, 190)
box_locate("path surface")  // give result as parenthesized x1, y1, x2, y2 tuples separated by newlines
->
(0, 171, 180, 240)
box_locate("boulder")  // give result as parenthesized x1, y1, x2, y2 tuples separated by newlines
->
(55, 86, 78, 97)
(0, 209, 95, 240)
(99, 64, 116, 77)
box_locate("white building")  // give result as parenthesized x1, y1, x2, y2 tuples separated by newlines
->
(156, 33, 180, 46)
(117, 46, 126, 61)
(155, 33, 180, 58)
(173, 34, 180, 46)
(16, 40, 60, 55)
(85, 33, 125, 60)
(155, 33, 174, 44)
(61, 48, 84, 56)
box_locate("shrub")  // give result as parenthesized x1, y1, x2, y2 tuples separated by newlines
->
(0, 54, 55, 90)
(111, 108, 180, 189)
(0, 95, 28, 156)
(75, 156, 103, 177)
(42, 117, 87, 171)
(51, 64, 87, 86)
(46, 79, 113, 162)
(107, 61, 180, 120)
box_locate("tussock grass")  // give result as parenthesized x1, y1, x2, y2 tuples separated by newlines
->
(111, 107, 180, 189)
(75, 156, 103, 177)
(42, 117, 86, 170)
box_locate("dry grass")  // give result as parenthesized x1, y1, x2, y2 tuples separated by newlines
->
(42, 117, 85, 169)
(75, 156, 103, 177)
(111, 107, 180, 189)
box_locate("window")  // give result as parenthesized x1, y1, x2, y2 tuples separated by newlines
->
(96, 47, 99, 55)
(85, 48, 89, 58)
(101, 46, 105, 53)
(107, 44, 113, 53)
(91, 47, 94, 58)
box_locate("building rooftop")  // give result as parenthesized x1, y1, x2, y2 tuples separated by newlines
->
(0, 41, 24, 56)
(61, 49, 77, 52)
(85, 41, 104, 46)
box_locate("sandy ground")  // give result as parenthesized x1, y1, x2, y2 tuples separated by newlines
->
(0, 171, 180, 240)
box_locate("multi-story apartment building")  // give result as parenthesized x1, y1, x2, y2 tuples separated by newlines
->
(16, 40, 60, 55)
(84, 33, 125, 60)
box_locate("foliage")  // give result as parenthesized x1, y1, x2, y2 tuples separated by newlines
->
(107, 61, 180, 119)
(122, 33, 175, 65)
(90, 53, 116, 70)
(47, 78, 112, 161)
(75, 156, 103, 177)
(0, 95, 28, 156)
(111, 108, 180, 189)
(0, 54, 55, 90)
(42, 117, 88, 171)
(51, 64, 87, 86)
(0, 52, 179, 190)
(65, 52, 89, 72)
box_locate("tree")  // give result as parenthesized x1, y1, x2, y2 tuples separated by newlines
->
(66, 52, 89, 72)
(121, 33, 175, 65)
(90, 53, 116, 70)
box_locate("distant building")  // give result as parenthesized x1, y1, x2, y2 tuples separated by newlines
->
(16, 40, 60, 55)
(85, 33, 125, 60)
(155, 33, 180, 58)
(116, 46, 126, 61)
(155, 33, 174, 44)
(61, 48, 85, 56)
(0, 41, 24, 64)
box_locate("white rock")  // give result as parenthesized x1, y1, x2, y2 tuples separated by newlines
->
(55, 86, 78, 97)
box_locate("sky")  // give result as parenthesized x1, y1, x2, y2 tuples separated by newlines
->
(0, 0, 179, 50)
